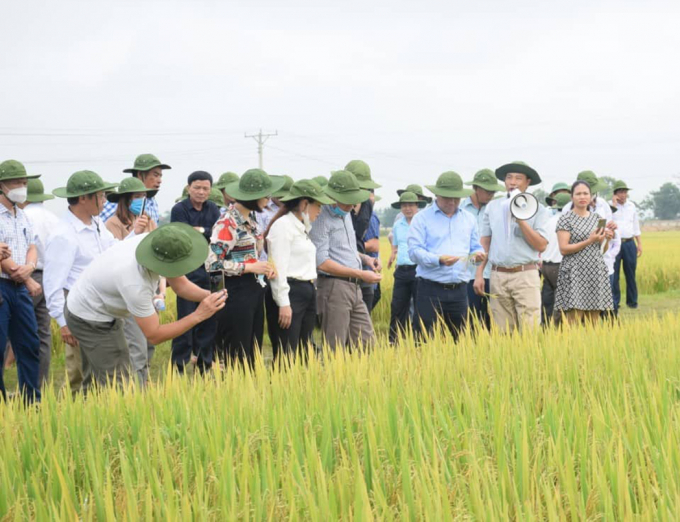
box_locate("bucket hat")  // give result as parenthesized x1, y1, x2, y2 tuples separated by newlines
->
(107, 177, 157, 203)
(0, 160, 40, 182)
(280, 179, 335, 205)
(123, 154, 171, 174)
(223, 169, 286, 202)
(551, 192, 571, 211)
(465, 169, 505, 192)
(391, 191, 427, 209)
(495, 161, 541, 186)
(312, 175, 328, 187)
(208, 187, 226, 207)
(136, 223, 209, 278)
(270, 175, 294, 198)
(425, 171, 473, 198)
(53, 171, 118, 198)
(396, 184, 432, 203)
(323, 170, 371, 205)
(576, 171, 608, 193)
(26, 179, 54, 203)
(214, 172, 239, 190)
(612, 180, 631, 193)
(546, 182, 571, 205)
(344, 160, 381, 189)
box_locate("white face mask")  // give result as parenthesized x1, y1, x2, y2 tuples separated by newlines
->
(2, 185, 27, 204)
(302, 211, 312, 233)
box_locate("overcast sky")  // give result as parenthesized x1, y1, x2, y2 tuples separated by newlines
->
(2, 0, 679, 215)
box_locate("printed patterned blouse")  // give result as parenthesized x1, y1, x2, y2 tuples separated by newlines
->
(206, 206, 263, 276)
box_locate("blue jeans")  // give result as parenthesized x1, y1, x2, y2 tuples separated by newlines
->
(0, 280, 40, 402)
(415, 278, 469, 341)
(613, 240, 638, 309)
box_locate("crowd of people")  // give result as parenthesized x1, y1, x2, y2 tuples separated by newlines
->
(0, 156, 642, 403)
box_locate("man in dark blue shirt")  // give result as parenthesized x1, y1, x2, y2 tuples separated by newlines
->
(170, 171, 221, 373)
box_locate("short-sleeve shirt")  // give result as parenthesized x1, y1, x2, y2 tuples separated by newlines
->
(67, 234, 160, 322)
(480, 197, 550, 267)
(309, 205, 362, 272)
(391, 218, 415, 266)
(0, 204, 34, 279)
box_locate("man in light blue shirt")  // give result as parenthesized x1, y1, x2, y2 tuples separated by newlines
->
(387, 191, 425, 344)
(460, 169, 506, 330)
(408, 172, 485, 341)
(476, 162, 549, 333)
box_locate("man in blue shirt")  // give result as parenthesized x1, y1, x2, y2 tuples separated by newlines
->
(408, 172, 485, 341)
(460, 169, 505, 330)
(476, 162, 549, 333)
(387, 191, 425, 344)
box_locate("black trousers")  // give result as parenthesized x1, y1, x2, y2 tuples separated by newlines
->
(361, 283, 375, 314)
(266, 279, 317, 362)
(171, 267, 216, 373)
(389, 265, 418, 343)
(215, 275, 265, 368)
(466, 278, 491, 330)
(415, 278, 468, 342)
(540, 262, 560, 325)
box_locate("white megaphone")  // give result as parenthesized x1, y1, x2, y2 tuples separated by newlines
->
(508, 189, 539, 220)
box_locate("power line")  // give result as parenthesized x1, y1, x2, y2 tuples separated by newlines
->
(244, 129, 277, 169)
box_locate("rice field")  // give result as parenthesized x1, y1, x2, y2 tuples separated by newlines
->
(1, 231, 680, 520)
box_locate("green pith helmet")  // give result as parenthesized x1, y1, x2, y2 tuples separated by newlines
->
(425, 171, 474, 198)
(135, 223, 208, 278)
(391, 191, 427, 209)
(551, 192, 572, 210)
(208, 187, 226, 206)
(576, 171, 608, 193)
(323, 170, 371, 205)
(214, 172, 240, 190)
(344, 159, 381, 189)
(53, 171, 119, 198)
(546, 182, 571, 205)
(613, 180, 631, 193)
(312, 175, 328, 187)
(123, 154, 171, 174)
(0, 160, 40, 182)
(280, 179, 335, 205)
(270, 175, 294, 198)
(107, 177, 156, 203)
(397, 183, 432, 203)
(495, 161, 541, 186)
(223, 169, 286, 201)
(26, 179, 54, 202)
(465, 169, 506, 192)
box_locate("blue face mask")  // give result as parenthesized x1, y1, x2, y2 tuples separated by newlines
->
(129, 198, 144, 216)
(331, 205, 348, 218)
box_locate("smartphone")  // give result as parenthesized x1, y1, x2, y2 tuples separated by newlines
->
(209, 271, 226, 293)
(597, 218, 606, 231)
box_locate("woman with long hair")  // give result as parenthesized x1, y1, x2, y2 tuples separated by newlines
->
(105, 177, 157, 239)
(264, 180, 333, 362)
(554, 180, 615, 324)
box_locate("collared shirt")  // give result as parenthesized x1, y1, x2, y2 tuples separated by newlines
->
(603, 229, 621, 275)
(460, 197, 491, 279)
(267, 212, 317, 307)
(100, 196, 160, 224)
(364, 212, 380, 262)
(391, 217, 415, 266)
(23, 203, 59, 270)
(542, 212, 563, 264)
(407, 202, 483, 284)
(44, 209, 117, 327)
(206, 206, 263, 278)
(0, 204, 34, 279)
(170, 198, 220, 244)
(480, 196, 550, 267)
(258, 200, 281, 261)
(612, 201, 641, 239)
(309, 205, 362, 273)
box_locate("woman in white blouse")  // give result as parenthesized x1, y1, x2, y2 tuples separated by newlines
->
(265, 179, 334, 361)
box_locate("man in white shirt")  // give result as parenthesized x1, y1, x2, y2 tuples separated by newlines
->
(44, 171, 147, 394)
(540, 193, 569, 324)
(611, 180, 642, 310)
(18, 179, 60, 386)
(66, 224, 227, 391)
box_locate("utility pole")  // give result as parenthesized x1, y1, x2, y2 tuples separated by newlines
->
(245, 129, 277, 169)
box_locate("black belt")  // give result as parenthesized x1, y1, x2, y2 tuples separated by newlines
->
(0, 278, 22, 287)
(542, 261, 560, 265)
(622, 238, 634, 243)
(318, 273, 361, 285)
(287, 278, 315, 284)
(418, 277, 465, 291)
(396, 264, 417, 270)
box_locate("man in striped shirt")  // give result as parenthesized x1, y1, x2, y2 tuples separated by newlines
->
(100, 153, 170, 224)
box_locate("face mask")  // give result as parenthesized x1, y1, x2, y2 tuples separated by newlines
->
(3, 185, 27, 204)
(302, 211, 312, 232)
(331, 205, 348, 218)
(129, 198, 144, 216)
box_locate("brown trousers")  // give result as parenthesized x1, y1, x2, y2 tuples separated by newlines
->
(489, 269, 542, 333)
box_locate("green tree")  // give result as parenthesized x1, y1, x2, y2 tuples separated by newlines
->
(641, 182, 680, 220)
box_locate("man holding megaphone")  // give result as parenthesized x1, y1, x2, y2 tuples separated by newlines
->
(475, 162, 550, 333)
